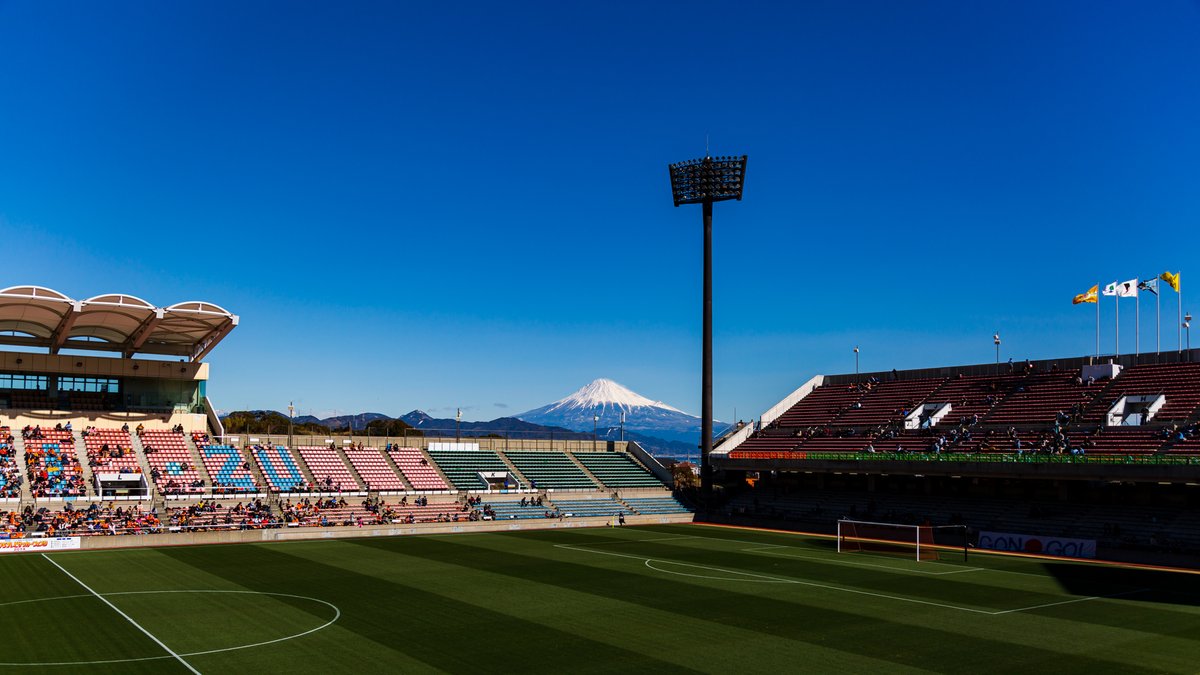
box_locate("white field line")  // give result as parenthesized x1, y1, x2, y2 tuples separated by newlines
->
(555, 542, 1144, 616)
(555, 543, 996, 614)
(564, 535, 700, 546)
(739, 540, 984, 571)
(41, 554, 202, 674)
(992, 588, 1152, 615)
(0, 589, 341, 667)
(675, 532, 1055, 578)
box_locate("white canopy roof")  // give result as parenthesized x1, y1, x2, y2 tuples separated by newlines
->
(0, 286, 238, 361)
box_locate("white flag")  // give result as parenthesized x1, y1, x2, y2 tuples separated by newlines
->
(1115, 278, 1138, 298)
(1102, 281, 1118, 296)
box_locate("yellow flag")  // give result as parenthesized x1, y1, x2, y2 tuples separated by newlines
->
(1160, 271, 1180, 293)
(1072, 285, 1098, 305)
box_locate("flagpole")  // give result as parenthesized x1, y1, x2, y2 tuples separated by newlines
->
(1180, 284, 1184, 353)
(1157, 285, 1161, 353)
(1136, 288, 1140, 357)
(1096, 288, 1100, 357)
(1115, 290, 1119, 356)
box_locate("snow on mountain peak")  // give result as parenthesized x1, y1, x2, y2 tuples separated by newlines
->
(548, 378, 687, 415)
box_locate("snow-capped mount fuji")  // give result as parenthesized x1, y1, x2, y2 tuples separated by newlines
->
(517, 378, 718, 445)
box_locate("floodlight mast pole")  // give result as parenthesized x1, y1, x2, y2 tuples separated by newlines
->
(669, 154, 748, 507)
(702, 198, 713, 499)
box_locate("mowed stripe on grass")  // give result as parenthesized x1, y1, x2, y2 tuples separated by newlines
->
(0, 524, 1195, 673)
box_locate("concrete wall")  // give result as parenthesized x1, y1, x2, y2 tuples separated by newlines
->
(1, 411, 208, 432)
(70, 512, 696, 551)
(221, 433, 632, 454)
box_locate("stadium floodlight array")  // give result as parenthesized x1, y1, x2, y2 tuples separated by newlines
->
(837, 519, 969, 562)
(668, 154, 748, 503)
(668, 155, 749, 206)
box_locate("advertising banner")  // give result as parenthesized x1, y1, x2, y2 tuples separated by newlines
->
(977, 531, 1096, 559)
(0, 537, 82, 555)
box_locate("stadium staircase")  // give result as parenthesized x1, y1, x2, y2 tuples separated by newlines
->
(387, 448, 450, 491)
(243, 446, 270, 488)
(72, 429, 99, 496)
(566, 453, 608, 489)
(336, 447, 369, 490)
(183, 434, 214, 487)
(296, 446, 359, 491)
(417, 447, 452, 487)
(378, 450, 416, 491)
(569, 451, 666, 488)
(12, 434, 32, 503)
(500, 450, 598, 491)
(126, 433, 158, 490)
(291, 448, 319, 486)
(425, 448, 516, 490)
(494, 451, 531, 488)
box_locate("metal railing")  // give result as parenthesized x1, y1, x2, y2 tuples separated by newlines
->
(728, 451, 1200, 466)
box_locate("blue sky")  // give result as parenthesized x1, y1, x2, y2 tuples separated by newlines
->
(1, 1, 1198, 422)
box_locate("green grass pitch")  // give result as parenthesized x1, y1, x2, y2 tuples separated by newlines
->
(1, 524, 1198, 673)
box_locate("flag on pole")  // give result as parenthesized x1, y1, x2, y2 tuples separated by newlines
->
(1138, 278, 1159, 295)
(1115, 278, 1139, 298)
(1072, 285, 1098, 304)
(1161, 271, 1181, 293)
(1102, 281, 1119, 297)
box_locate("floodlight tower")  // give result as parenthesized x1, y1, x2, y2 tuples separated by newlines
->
(668, 154, 748, 504)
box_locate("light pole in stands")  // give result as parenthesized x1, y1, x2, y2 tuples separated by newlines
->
(1185, 313, 1192, 356)
(669, 154, 748, 505)
(854, 346, 860, 377)
(993, 332, 1001, 365)
(593, 414, 599, 452)
(287, 401, 294, 450)
(455, 408, 461, 443)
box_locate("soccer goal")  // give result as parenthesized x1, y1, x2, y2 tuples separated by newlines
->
(836, 519, 969, 562)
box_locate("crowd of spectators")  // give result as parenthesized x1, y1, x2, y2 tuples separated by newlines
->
(162, 500, 277, 530)
(0, 428, 21, 497)
(2, 502, 160, 536)
(23, 432, 85, 498)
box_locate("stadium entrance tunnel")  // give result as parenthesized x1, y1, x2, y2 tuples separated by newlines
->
(0, 590, 339, 666)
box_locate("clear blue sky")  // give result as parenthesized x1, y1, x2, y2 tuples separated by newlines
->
(2, 1, 1198, 422)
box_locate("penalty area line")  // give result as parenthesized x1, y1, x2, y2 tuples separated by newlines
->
(41, 554, 202, 674)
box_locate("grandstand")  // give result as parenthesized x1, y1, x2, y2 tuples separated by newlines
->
(714, 349, 1200, 560)
(0, 284, 685, 554)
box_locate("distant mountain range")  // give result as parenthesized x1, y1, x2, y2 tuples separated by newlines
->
(221, 378, 710, 461)
(518, 378, 716, 446)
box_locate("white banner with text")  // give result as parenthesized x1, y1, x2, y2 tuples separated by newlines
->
(978, 531, 1096, 559)
(0, 537, 82, 555)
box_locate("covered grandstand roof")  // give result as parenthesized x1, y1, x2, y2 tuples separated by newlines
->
(0, 285, 238, 361)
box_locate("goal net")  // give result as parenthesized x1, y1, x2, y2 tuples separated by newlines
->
(836, 519, 968, 562)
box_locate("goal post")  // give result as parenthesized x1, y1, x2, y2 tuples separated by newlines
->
(837, 519, 969, 562)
